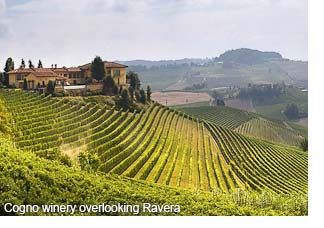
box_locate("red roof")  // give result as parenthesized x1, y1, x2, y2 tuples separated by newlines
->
(67, 67, 81, 72)
(8, 68, 34, 74)
(9, 67, 63, 78)
(104, 61, 128, 68)
(28, 71, 58, 77)
(53, 67, 69, 73)
(79, 61, 128, 70)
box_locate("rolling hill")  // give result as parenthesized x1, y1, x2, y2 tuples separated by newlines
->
(174, 105, 305, 147)
(0, 133, 307, 216)
(120, 48, 307, 91)
(0, 89, 307, 196)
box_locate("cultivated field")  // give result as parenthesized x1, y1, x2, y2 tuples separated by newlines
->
(224, 99, 255, 112)
(0, 90, 307, 194)
(176, 105, 304, 147)
(151, 91, 212, 106)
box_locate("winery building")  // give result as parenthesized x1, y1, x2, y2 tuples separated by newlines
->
(8, 61, 128, 91)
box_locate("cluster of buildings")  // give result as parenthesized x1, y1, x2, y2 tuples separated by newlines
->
(8, 61, 128, 94)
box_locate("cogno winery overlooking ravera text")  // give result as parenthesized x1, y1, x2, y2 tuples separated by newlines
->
(3, 203, 181, 215)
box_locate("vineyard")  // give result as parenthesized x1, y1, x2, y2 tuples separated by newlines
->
(176, 106, 305, 146)
(0, 90, 307, 195)
(0, 134, 307, 215)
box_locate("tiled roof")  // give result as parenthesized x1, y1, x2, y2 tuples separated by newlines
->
(8, 68, 34, 74)
(53, 67, 69, 73)
(28, 71, 58, 77)
(8, 67, 66, 78)
(67, 67, 81, 72)
(104, 61, 128, 68)
(79, 61, 128, 69)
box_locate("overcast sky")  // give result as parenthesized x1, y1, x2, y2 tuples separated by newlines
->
(0, 0, 307, 68)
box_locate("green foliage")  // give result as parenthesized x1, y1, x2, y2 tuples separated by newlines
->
(20, 59, 26, 68)
(238, 83, 286, 105)
(127, 71, 141, 90)
(90, 56, 105, 81)
(217, 48, 282, 65)
(176, 106, 256, 130)
(300, 138, 308, 152)
(102, 75, 115, 95)
(135, 90, 140, 101)
(116, 89, 131, 110)
(3, 57, 15, 86)
(28, 59, 34, 68)
(177, 105, 304, 147)
(46, 80, 55, 95)
(0, 90, 308, 212)
(0, 135, 308, 216)
(284, 103, 299, 120)
(78, 151, 100, 172)
(0, 100, 12, 135)
(37, 60, 43, 68)
(146, 85, 152, 101)
(113, 85, 119, 95)
(129, 86, 134, 100)
(23, 79, 28, 90)
(0, 73, 4, 87)
(139, 89, 146, 103)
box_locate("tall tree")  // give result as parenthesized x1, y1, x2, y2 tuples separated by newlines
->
(37, 60, 43, 68)
(129, 86, 134, 100)
(90, 56, 105, 81)
(103, 75, 115, 95)
(20, 59, 26, 68)
(284, 103, 299, 120)
(46, 80, 55, 95)
(300, 138, 308, 152)
(117, 89, 131, 110)
(139, 89, 146, 103)
(127, 71, 141, 90)
(3, 57, 15, 86)
(28, 60, 34, 68)
(23, 78, 28, 90)
(0, 73, 4, 87)
(146, 85, 152, 102)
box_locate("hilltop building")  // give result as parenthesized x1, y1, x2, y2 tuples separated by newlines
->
(8, 61, 128, 92)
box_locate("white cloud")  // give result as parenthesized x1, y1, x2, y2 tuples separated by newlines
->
(0, 0, 5, 15)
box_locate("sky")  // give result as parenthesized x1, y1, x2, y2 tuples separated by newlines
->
(0, 0, 308, 68)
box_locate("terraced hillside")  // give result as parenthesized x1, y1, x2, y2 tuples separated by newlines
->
(0, 90, 307, 194)
(176, 106, 305, 147)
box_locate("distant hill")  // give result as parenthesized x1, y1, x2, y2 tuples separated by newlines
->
(115, 48, 307, 91)
(216, 48, 283, 65)
(117, 58, 212, 67)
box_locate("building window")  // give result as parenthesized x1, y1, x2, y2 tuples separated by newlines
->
(16, 74, 24, 80)
(113, 69, 120, 76)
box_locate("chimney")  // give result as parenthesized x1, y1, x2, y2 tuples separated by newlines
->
(55, 64, 57, 69)
(51, 64, 53, 68)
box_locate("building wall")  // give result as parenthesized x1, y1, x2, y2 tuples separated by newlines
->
(25, 74, 58, 89)
(66, 72, 83, 85)
(83, 67, 127, 86)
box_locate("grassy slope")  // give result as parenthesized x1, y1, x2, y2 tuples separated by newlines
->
(254, 87, 308, 121)
(0, 135, 307, 216)
(132, 60, 307, 91)
(2, 89, 307, 214)
(174, 105, 305, 147)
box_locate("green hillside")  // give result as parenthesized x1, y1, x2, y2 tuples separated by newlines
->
(0, 134, 307, 216)
(0, 89, 307, 197)
(175, 106, 257, 130)
(175, 105, 305, 147)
